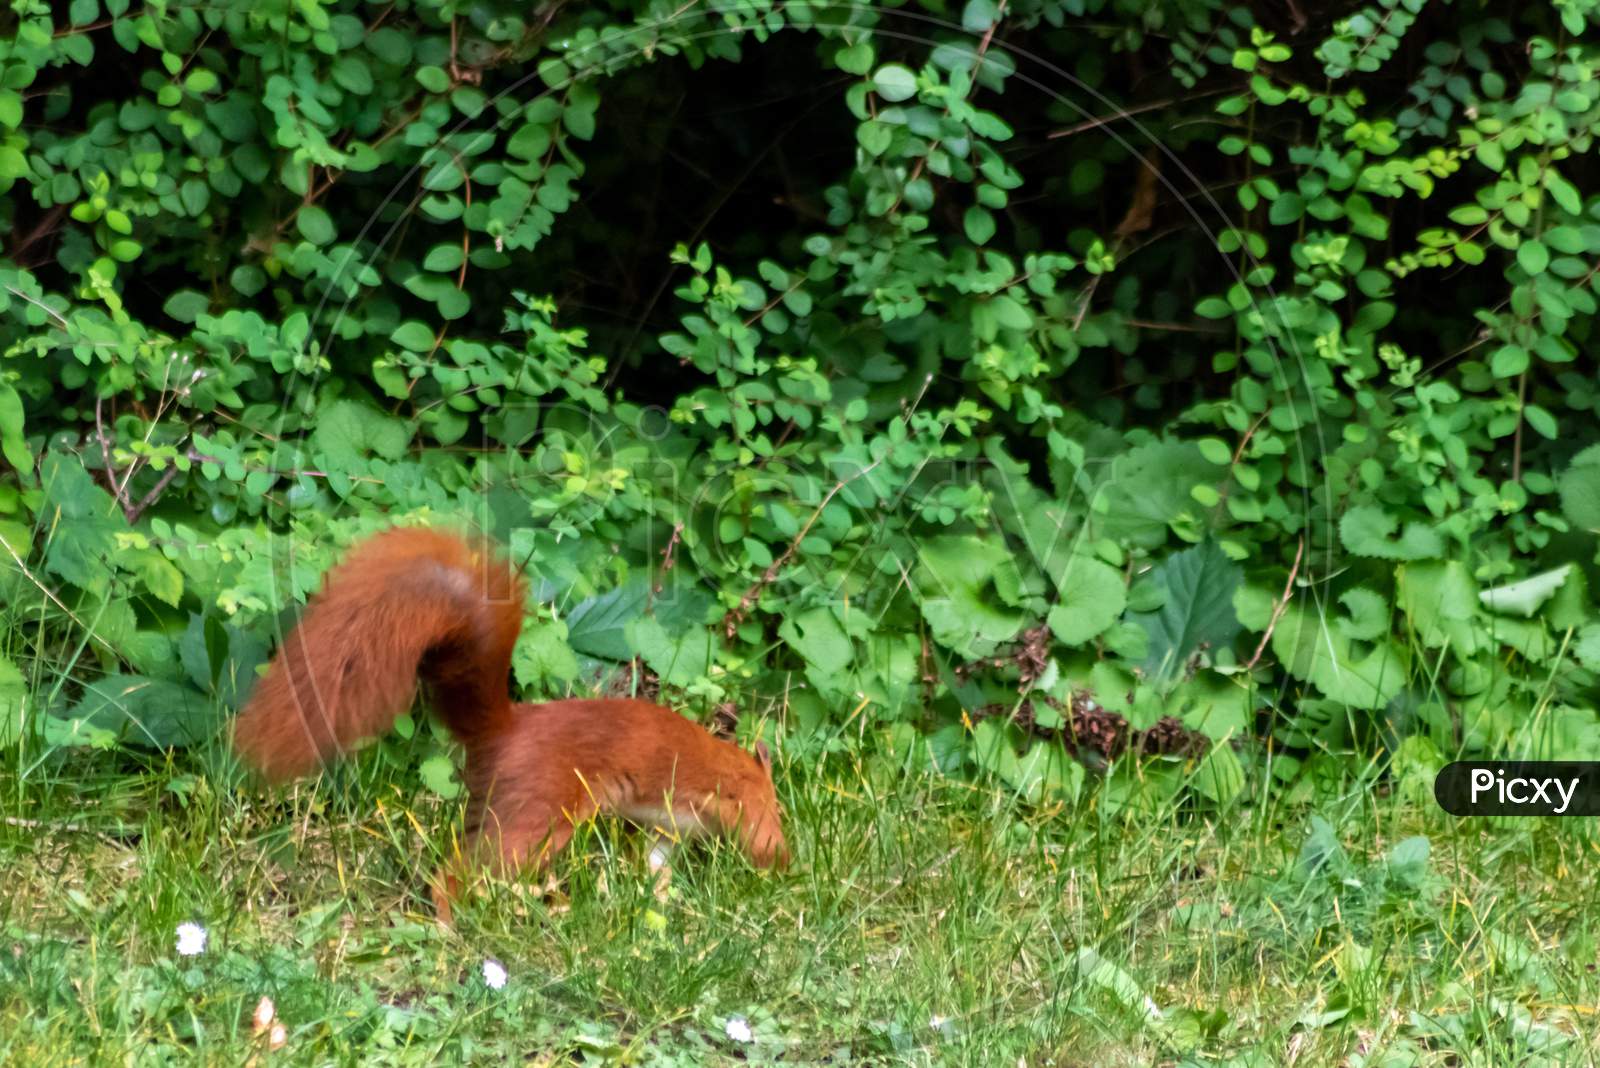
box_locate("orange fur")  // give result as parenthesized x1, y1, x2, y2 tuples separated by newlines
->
(231, 528, 788, 919)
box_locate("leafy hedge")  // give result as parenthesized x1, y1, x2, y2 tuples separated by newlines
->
(2, 0, 1598, 807)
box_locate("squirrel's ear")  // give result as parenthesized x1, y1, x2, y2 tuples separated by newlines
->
(754, 740, 772, 772)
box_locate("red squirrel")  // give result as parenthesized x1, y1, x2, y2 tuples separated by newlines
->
(231, 527, 788, 920)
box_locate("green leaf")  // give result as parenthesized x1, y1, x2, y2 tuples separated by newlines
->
(1270, 603, 1406, 710)
(1490, 344, 1529, 378)
(1478, 565, 1573, 618)
(512, 619, 579, 687)
(179, 178, 209, 216)
(1335, 588, 1388, 642)
(1071, 947, 1164, 1025)
(507, 121, 551, 161)
(1046, 554, 1126, 647)
(309, 400, 410, 469)
(1397, 561, 1481, 654)
(835, 41, 874, 75)
(415, 66, 450, 93)
(390, 321, 436, 351)
(365, 27, 412, 65)
(162, 289, 209, 323)
(1192, 744, 1245, 804)
(1557, 444, 1600, 531)
(230, 264, 266, 296)
(1574, 623, 1600, 672)
(1339, 505, 1444, 561)
(418, 753, 462, 799)
(779, 606, 852, 679)
(124, 547, 183, 606)
(629, 616, 714, 688)
(177, 612, 266, 707)
(564, 579, 651, 661)
(872, 64, 918, 102)
(1126, 541, 1242, 688)
(964, 205, 996, 244)
(1387, 835, 1430, 890)
(973, 721, 1081, 803)
(68, 674, 213, 748)
(916, 535, 1027, 657)
(962, 0, 1002, 32)
(0, 655, 24, 748)
(1096, 441, 1226, 550)
(331, 56, 374, 95)
(1517, 239, 1549, 275)
(184, 68, 219, 94)
(40, 453, 123, 595)
(296, 204, 335, 245)
(0, 383, 32, 475)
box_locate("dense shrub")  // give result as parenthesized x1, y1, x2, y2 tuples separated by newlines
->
(2, 0, 1598, 805)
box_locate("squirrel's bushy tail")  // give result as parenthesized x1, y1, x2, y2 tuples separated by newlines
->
(232, 527, 525, 781)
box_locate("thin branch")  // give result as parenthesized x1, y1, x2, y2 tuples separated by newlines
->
(724, 453, 892, 635)
(1245, 537, 1303, 671)
(93, 397, 129, 514)
(1046, 89, 1228, 139)
(124, 464, 183, 524)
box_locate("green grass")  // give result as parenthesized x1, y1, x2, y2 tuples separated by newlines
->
(4, 741, 1600, 1066)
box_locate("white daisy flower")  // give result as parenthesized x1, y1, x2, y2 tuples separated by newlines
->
(481, 958, 508, 990)
(175, 922, 208, 957)
(724, 1016, 753, 1043)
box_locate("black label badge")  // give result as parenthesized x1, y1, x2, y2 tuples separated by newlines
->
(1435, 761, 1600, 817)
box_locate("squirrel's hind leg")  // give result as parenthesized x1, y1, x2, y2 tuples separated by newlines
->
(434, 798, 593, 922)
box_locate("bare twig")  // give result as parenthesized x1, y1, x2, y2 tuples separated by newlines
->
(3, 815, 134, 848)
(93, 396, 128, 513)
(1046, 89, 1228, 139)
(3, 285, 68, 329)
(1511, 369, 1529, 483)
(124, 464, 183, 524)
(1245, 537, 1304, 671)
(724, 449, 894, 636)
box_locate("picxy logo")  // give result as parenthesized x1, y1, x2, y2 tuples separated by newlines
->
(1435, 762, 1600, 817)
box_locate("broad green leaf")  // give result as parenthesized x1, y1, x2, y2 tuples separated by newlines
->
(1126, 540, 1242, 687)
(916, 535, 1027, 657)
(39, 453, 123, 595)
(1271, 603, 1406, 710)
(1046, 554, 1126, 647)
(1479, 564, 1573, 618)
(418, 753, 462, 799)
(513, 619, 579, 687)
(1558, 444, 1600, 531)
(1095, 441, 1226, 549)
(0, 383, 32, 474)
(309, 400, 410, 469)
(1191, 744, 1244, 804)
(69, 674, 213, 748)
(1339, 505, 1444, 560)
(629, 616, 714, 688)
(0, 655, 24, 748)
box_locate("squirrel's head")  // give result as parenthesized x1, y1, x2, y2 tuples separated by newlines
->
(738, 740, 790, 870)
